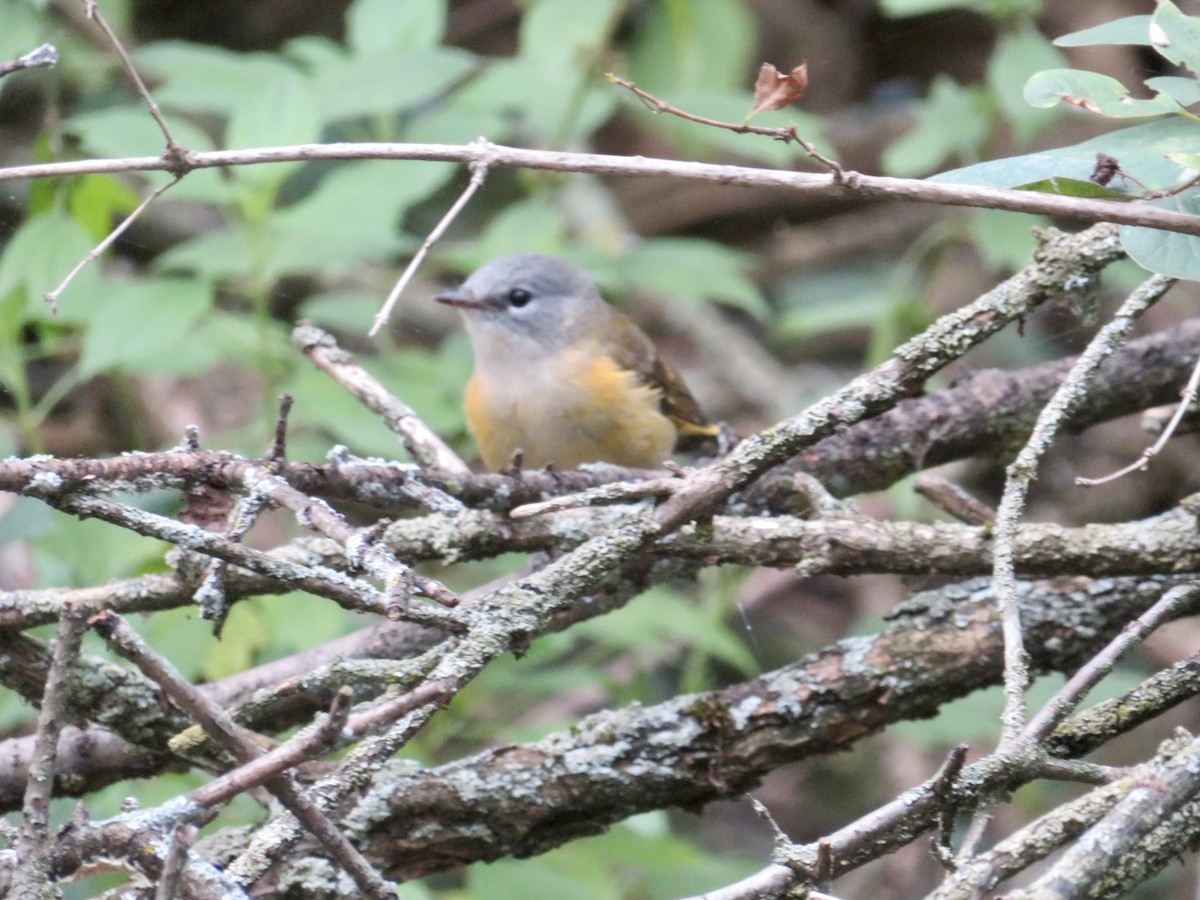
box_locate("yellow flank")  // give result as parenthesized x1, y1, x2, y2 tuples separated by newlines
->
(672, 416, 721, 438)
(463, 344, 678, 470)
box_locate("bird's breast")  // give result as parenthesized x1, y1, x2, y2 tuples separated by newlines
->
(464, 343, 676, 469)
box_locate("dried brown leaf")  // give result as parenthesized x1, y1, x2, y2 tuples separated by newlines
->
(750, 61, 808, 116)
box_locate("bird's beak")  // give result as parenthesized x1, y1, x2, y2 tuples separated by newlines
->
(434, 287, 485, 309)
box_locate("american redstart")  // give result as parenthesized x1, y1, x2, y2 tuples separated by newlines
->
(436, 253, 718, 470)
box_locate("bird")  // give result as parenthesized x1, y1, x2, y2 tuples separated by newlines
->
(435, 253, 718, 471)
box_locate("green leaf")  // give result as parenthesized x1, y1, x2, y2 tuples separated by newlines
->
(268, 159, 455, 276)
(154, 225, 261, 281)
(369, 341, 472, 437)
(880, 0, 973, 15)
(226, 67, 321, 190)
(612, 238, 766, 319)
(469, 855, 611, 900)
(1146, 75, 1200, 108)
(1053, 15, 1152, 47)
(484, 0, 624, 140)
(64, 106, 216, 157)
(255, 592, 360, 659)
(309, 49, 477, 125)
(76, 276, 212, 379)
(204, 600, 268, 679)
(67, 174, 141, 241)
(773, 267, 893, 342)
(346, 0, 446, 55)
(0, 2, 45, 66)
(0, 210, 99, 324)
(626, 0, 756, 93)
(451, 58, 616, 143)
(65, 107, 229, 203)
(933, 116, 1200, 192)
(520, 0, 622, 70)
(1024, 68, 1183, 118)
(134, 42, 300, 117)
(1119, 191, 1200, 279)
(198, 309, 292, 368)
(283, 35, 344, 70)
(1166, 151, 1200, 168)
(986, 25, 1065, 141)
(134, 608, 215, 685)
(0, 497, 58, 545)
(968, 207, 1045, 272)
(1013, 176, 1136, 198)
(450, 201, 568, 265)
(1152, 1, 1200, 75)
(403, 104, 510, 145)
(31, 512, 168, 588)
(565, 584, 756, 673)
(297, 291, 381, 333)
(882, 76, 992, 176)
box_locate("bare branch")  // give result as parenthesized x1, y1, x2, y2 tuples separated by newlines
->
(90, 611, 398, 900)
(10, 606, 87, 896)
(293, 323, 471, 478)
(0, 142, 1198, 236)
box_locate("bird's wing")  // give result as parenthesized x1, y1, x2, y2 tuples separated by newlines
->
(605, 312, 719, 440)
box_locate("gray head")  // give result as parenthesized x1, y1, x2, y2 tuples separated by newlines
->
(435, 254, 612, 356)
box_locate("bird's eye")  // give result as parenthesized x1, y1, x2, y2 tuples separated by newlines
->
(507, 287, 532, 308)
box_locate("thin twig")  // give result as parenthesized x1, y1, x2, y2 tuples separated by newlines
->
(293, 322, 471, 477)
(269, 393, 294, 463)
(815, 839, 833, 891)
(1048, 651, 1200, 760)
(84, 0, 184, 159)
(226, 674, 453, 886)
(194, 482, 273, 630)
(674, 864, 798, 900)
(992, 272, 1175, 747)
(369, 151, 490, 336)
(508, 475, 680, 518)
(953, 804, 993, 863)
(930, 742, 970, 865)
(0, 43, 58, 79)
(188, 687, 354, 809)
(90, 610, 398, 900)
(23, 481, 457, 629)
(44, 175, 180, 311)
(187, 680, 453, 809)
(1146, 168, 1200, 200)
(606, 73, 847, 178)
(12, 606, 87, 893)
(1036, 758, 1122, 785)
(914, 476, 996, 526)
(1021, 582, 1200, 742)
(239, 464, 460, 609)
(155, 823, 198, 900)
(1077, 349, 1200, 486)
(1000, 735, 1200, 899)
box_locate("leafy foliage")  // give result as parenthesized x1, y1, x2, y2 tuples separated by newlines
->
(936, 1, 1200, 277)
